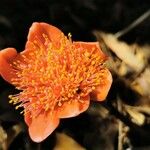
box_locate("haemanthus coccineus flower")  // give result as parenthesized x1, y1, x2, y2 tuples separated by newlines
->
(0, 22, 112, 142)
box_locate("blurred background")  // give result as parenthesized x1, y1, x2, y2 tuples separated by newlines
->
(0, 0, 150, 150)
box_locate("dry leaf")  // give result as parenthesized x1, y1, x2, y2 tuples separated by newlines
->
(0, 126, 7, 150)
(94, 31, 148, 72)
(54, 133, 86, 150)
(125, 105, 150, 116)
(124, 105, 147, 126)
(6, 124, 22, 148)
(131, 68, 150, 97)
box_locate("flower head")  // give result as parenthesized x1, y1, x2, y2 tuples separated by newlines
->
(0, 22, 112, 142)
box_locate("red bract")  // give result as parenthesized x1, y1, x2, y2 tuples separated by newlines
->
(0, 22, 112, 142)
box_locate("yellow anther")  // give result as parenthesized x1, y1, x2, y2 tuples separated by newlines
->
(42, 33, 47, 38)
(68, 93, 73, 98)
(70, 77, 74, 81)
(32, 103, 36, 108)
(58, 101, 62, 106)
(8, 95, 13, 98)
(40, 78, 44, 82)
(84, 52, 90, 58)
(45, 104, 49, 111)
(20, 111, 24, 114)
(68, 32, 72, 38)
(92, 86, 96, 90)
(91, 61, 96, 65)
(87, 73, 91, 78)
(31, 80, 35, 84)
(79, 100, 84, 103)
(9, 100, 13, 103)
(15, 105, 20, 110)
(68, 32, 72, 42)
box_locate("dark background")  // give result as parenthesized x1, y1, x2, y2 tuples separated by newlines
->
(0, 0, 150, 150)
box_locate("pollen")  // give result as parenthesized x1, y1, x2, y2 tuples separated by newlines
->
(9, 33, 107, 118)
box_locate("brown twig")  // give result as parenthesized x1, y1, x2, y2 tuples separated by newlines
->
(117, 98, 123, 150)
(115, 9, 150, 38)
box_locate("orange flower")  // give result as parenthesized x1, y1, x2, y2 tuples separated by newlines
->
(0, 22, 112, 142)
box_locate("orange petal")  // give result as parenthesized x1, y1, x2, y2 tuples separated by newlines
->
(24, 112, 32, 126)
(25, 22, 64, 50)
(28, 111, 59, 142)
(90, 69, 112, 101)
(0, 48, 18, 83)
(73, 42, 106, 59)
(58, 95, 90, 118)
